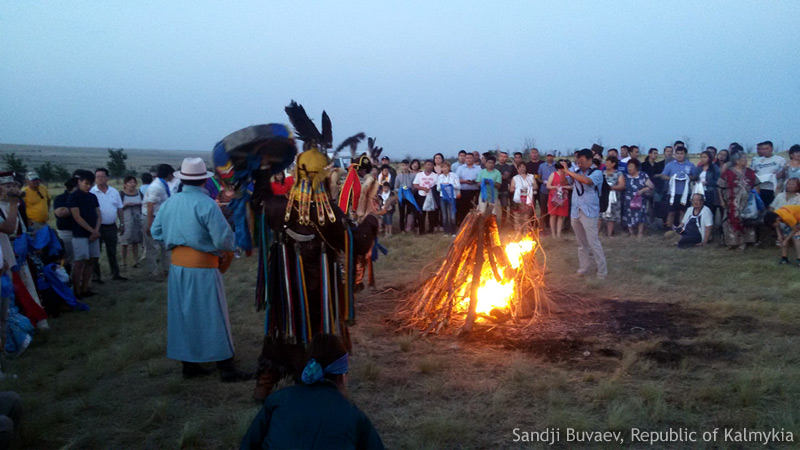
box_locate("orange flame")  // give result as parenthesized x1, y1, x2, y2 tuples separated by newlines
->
(457, 237, 537, 317)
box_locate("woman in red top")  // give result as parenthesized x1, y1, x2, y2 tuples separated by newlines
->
(270, 172, 294, 197)
(546, 160, 572, 239)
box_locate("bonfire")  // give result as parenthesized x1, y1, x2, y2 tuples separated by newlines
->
(406, 210, 549, 335)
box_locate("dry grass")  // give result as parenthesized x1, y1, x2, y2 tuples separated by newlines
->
(0, 226, 798, 448)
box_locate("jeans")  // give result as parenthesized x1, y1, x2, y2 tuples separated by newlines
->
(440, 200, 457, 234)
(93, 224, 120, 279)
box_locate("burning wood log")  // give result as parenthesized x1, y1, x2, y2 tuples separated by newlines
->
(405, 210, 549, 335)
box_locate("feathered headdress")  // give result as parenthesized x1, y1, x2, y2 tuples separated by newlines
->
(334, 132, 366, 160)
(367, 137, 383, 163)
(284, 100, 337, 226)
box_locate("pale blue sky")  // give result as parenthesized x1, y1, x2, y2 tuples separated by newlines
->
(2, 1, 799, 158)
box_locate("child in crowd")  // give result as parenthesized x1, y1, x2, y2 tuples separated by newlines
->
(476, 154, 502, 215)
(377, 182, 397, 236)
(765, 205, 800, 266)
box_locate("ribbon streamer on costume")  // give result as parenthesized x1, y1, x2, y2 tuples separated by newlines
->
(332, 261, 341, 336)
(480, 178, 496, 203)
(280, 242, 296, 341)
(371, 238, 388, 262)
(321, 245, 331, 334)
(294, 243, 312, 344)
(338, 166, 362, 214)
(344, 226, 355, 324)
(397, 186, 421, 212)
(229, 182, 255, 251)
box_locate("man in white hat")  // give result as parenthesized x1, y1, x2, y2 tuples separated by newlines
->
(150, 157, 250, 382)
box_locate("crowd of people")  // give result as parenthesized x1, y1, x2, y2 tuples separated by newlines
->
(0, 135, 797, 448)
(360, 141, 800, 270)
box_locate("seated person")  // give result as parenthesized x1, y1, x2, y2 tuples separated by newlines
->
(676, 194, 713, 248)
(764, 205, 800, 266)
(241, 334, 384, 450)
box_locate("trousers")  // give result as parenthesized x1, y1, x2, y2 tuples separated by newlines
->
(571, 210, 607, 277)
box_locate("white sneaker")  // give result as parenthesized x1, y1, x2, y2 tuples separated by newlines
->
(37, 319, 50, 331)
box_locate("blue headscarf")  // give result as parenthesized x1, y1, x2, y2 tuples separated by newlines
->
(301, 353, 349, 384)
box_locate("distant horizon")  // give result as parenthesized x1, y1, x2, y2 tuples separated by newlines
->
(2, 2, 799, 160)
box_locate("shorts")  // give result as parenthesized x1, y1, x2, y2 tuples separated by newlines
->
(780, 224, 800, 240)
(72, 237, 100, 261)
(382, 213, 393, 226)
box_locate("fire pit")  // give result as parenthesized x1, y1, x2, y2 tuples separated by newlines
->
(406, 210, 549, 335)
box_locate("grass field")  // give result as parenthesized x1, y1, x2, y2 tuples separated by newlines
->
(0, 221, 798, 448)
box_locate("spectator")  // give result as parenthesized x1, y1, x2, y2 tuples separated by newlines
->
(496, 152, 513, 227)
(270, 171, 293, 197)
(663, 145, 674, 165)
(566, 149, 607, 279)
(394, 160, 417, 233)
(510, 152, 524, 176)
(21, 171, 51, 231)
(377, 165, 394, 189)
(770, 178, 800, 210)
(765, 206, 800, 266)
(706, 146, 718, 161)
(658, 146, 695, 228)
(412, 160, 437, 234)
(476, 154, 502, 216)
(379, 155, 396, 181)
(525, 148, 544, 214)
(436, 161, 460, 235)
(144, 164, 174, 279)
(53, 178, 78, 270)
(622, 158, 654, 239)
(68, 170, 101, 298)
(642, 148, 661, 179)
(409, 159, 421, 172)
(599, 156, 625, 237)
(431, 153, 446, 230)
(546, 159, 572, 239)
(676, 194, 714, 248)
(90, 168, 126, 282)
(240, 334, 384, 450)
(537, 153, 557, 218)
(509, 162, 537, 233)
(377, 182, 397, 236)
(691, 150, 721, 219)
(433, 153, 445, 174)
(140, 172, 153, 196)
(751, 140, 785, 207)
(450, 150, 467, 173)
(714, 149, 729, 169)
(718, 151, 758, 250)
(119, 175, 144, 269)
(778, 144, 800, 185)
(619, 145, 630, 162)
(455, 153, 480, 225)
(472, 151, 483, 167)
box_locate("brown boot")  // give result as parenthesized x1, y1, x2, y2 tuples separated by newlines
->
(252, 369, 277, 402)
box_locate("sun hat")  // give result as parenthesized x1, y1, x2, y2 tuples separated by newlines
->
(174, 157, 213, 181)
(26, 171, 40, 180)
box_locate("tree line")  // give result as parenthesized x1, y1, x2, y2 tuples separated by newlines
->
(1, 148, 132, 182)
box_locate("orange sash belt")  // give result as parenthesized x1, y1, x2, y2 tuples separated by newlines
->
(171, 246, 234, 273)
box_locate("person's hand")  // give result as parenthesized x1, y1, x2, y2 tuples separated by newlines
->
(90, 230, 100, 241)
(118, 225, 125, 235)
(145, 228, 151, 238)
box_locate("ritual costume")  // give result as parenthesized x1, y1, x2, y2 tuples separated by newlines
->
(150, 157, 247, 381)
(211, 102, 377, 400)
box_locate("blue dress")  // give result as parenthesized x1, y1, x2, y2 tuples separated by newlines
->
(151, 185, 236, 362)
(622, 173, 650, 227)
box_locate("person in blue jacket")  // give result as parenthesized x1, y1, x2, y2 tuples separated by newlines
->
(241, 334, 384, 450)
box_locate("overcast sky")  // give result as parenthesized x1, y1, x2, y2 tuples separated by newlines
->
(2, 1, 799, 158)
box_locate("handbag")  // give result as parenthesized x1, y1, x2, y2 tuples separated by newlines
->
(740, 191, 759, 220)
(629, 193, 643, 210)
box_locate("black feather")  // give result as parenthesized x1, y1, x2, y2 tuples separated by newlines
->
(333, 132, 366, 157)
(321, 111, 332, 148)
(284, 100, 322, 144)
(366, 137, 382, 162)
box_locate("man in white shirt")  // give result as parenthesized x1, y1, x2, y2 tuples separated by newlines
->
(412, 160, 438, 234)
(90, 168, 126, 281)
(751, 140, 785, 207)
(144, 164, 175, 278)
